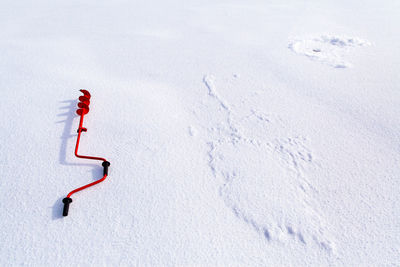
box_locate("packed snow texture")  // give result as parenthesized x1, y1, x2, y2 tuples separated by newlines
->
(0, 0, 399, 266)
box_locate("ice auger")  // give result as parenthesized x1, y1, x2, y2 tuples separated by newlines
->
(62, 90, 110, 216)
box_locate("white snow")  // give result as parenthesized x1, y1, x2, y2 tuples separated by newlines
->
(0, 0, 399, 266)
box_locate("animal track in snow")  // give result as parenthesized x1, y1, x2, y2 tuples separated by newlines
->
(289, 35, 371, 68)
(196, 75, 335, 253)
(203, 75, 230, 111)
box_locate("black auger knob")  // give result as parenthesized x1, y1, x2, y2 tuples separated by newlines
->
(102, 161, 110, 176)
(62, 197, 73, 216)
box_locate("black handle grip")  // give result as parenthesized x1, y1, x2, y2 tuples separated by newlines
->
(62, 197, 73, 216)
(102, 161, 110, 175)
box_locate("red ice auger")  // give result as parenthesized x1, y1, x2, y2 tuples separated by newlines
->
(62, 89, 110, 216)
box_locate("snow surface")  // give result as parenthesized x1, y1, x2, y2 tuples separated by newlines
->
(1, 0, 400, 266)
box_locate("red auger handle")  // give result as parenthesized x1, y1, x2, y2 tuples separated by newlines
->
(63, 161, 110, 216)
(62, 90, 110, 217)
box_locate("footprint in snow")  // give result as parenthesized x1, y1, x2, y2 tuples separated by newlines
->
(288, 35, 371, 68)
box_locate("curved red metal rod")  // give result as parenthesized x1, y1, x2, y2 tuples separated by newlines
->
(74, 114, 107, 162)
(67, 114, 108, 198)
(67, 174, 107, 198)
(62, 90, 110, 216)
